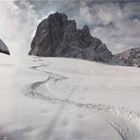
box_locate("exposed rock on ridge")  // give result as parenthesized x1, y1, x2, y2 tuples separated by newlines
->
(111, 48, 140, 67)
(0, 39, 10, 55)
(29, 12, 140, 68)
(29, 12, 113, 63)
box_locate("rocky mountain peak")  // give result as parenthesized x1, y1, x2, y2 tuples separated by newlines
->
(48, 12, 68, 22)
(29, 12, 113, 62)
(47, 12, 68, 28)
(82, 25, 90, 33)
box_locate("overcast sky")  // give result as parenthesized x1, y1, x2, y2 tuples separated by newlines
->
(0, 0, 140, 55)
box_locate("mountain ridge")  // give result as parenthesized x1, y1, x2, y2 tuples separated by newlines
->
(29, 12, 113, 63)
(29, 12, 140, 67)
(111, 47, 140, 67)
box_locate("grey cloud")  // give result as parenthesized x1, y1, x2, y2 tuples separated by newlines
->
(81, 1, 140, 53)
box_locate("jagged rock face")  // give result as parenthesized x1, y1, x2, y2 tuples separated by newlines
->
(0, 39, 10, 55)
(111, 48, 140, 67)
(29, 12, 113, 62)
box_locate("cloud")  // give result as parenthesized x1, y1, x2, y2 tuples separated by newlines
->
(0, 0, 39, 56)
(80, 1, 140, 53)
(0, 0, 140, 55)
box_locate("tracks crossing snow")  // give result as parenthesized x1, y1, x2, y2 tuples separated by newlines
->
(23, 63, 140, 140)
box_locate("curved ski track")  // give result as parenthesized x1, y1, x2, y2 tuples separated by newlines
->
(23, 64, 140, 140)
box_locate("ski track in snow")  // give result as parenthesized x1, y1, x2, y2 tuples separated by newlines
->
(23, 63, 140, 140)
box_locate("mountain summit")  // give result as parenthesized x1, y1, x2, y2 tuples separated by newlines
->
(29, 12, 113, 63)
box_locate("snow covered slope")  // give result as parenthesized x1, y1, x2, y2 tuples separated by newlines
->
(0, 55, 140, 140)
(0, 39, 10, 55)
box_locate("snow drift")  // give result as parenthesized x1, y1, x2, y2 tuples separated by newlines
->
(0, 55, 140, 140)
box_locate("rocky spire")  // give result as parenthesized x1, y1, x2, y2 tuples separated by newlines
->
(29, 12, 113, 63)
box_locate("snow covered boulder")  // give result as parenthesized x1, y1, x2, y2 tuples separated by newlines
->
(0, 39, 10, 55)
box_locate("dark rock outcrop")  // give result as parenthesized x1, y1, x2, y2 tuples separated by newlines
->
(29, 12, 113, 63)
(29, 12, 140, 68)
(111, 48, 140, 67)
(0, 39, 10, 55)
